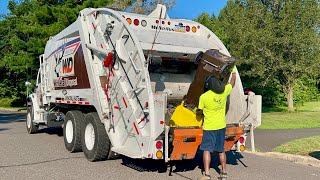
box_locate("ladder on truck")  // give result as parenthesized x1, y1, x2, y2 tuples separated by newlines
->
(79, 8, 157, 158)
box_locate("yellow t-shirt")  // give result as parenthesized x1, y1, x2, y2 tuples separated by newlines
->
(198, 84, 232, 130)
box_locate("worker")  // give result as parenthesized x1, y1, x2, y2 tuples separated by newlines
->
(197, 67, 236, 180)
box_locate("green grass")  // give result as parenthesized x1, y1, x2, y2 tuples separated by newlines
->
(0, 98, 26, 111)
(258, 102, 320, 130)
(273, 135, 320, 159)
(0, 106, 27, 111)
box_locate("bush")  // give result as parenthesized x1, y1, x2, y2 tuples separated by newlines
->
(11, 96, 26, 107)
(0, 98, 13, 107)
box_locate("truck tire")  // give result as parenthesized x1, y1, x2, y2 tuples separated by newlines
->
(63, 110, 84, 152)
(81, 112, 111, 161)
(26, 103, 39, 134)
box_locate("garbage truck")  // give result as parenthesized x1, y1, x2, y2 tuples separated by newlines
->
(26, 4, 262, 162)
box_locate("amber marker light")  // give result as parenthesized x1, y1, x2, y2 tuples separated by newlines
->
(156, 150, 163, 159)
(126, 18, 132, 25)
(192, 26, 197, 33)
(240, 145, 245, 152)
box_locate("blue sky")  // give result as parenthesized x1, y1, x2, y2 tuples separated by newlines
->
(0, 0, 227, 19)
(167, 0, 227, 19)
(0, 0, 9, 15)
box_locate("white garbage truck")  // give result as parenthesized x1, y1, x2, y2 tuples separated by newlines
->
(26, 4, 261, 162)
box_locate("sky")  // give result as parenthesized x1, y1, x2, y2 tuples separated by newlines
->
(167, 0, 228, 19)
(0, 0, 228, 19)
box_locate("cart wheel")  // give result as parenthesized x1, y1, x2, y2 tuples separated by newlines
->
(194, 51, 204, 65)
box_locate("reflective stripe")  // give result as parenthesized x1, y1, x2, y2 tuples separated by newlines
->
(133, 122, 139, 135)
(122, 97, 128, 108)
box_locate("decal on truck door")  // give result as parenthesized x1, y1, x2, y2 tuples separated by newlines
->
(48, 37, 90, 90)
(61, 57, 75, 77)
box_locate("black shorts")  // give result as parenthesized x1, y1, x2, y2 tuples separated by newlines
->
(200, 128, 226, 153)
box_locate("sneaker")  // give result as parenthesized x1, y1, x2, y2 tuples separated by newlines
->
(198, 174, 211, 180)
(218, 172, 227, 180)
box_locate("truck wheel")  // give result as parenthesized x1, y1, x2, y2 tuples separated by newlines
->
(81, 112, 111, 161)
(26, 104, 39, 134)
(63, 111, 84, 152)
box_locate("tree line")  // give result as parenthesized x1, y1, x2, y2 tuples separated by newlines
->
(196, 0, 320, 111)
(0, 0, 174, 106)
(0, 0, 319, 111)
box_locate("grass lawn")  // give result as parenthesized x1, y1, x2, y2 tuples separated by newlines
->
(258, 102, 320, 130)
(273, 135, 320, 159)
(0, 106, 27, 111)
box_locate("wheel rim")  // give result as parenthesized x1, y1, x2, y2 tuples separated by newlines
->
(85, 123, 95, 150)
(27, 112, 32, 128)
(65, 120, 74, 143)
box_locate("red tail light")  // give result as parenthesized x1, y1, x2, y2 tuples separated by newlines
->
(162, 21, 165, 25)
(156, 141, 163, 149)
(186, 26, 190, 32)
(239, 137, 245, 144)
(134, 19, 139, 26)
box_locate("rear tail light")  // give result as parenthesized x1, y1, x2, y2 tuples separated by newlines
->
(134, 19, 139, 26)
(239, 137, 245, 144)
(156, 19, 159, 24)
(186, 26, 190, 32)
(156, 141, 162, 149)
(238, 136, 245, 152)
(126, 18, 132, 25)
(162, 21, 165, 25)
(168, 21, 171, 25)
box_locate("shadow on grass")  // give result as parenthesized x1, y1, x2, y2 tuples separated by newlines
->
(309, 151, 320, 160)
(262, 106, 287, 113)
(121, 150, 245, 179)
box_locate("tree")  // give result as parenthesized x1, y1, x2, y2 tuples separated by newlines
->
(0, 0, 177, 106)
(0, 0, 133, 106)
(127, 0, 176, 14)
(217, 0, 320, 111)
(194, 13, 228, 50)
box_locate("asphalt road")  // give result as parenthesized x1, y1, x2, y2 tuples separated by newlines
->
(0, 111, 320, 180)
